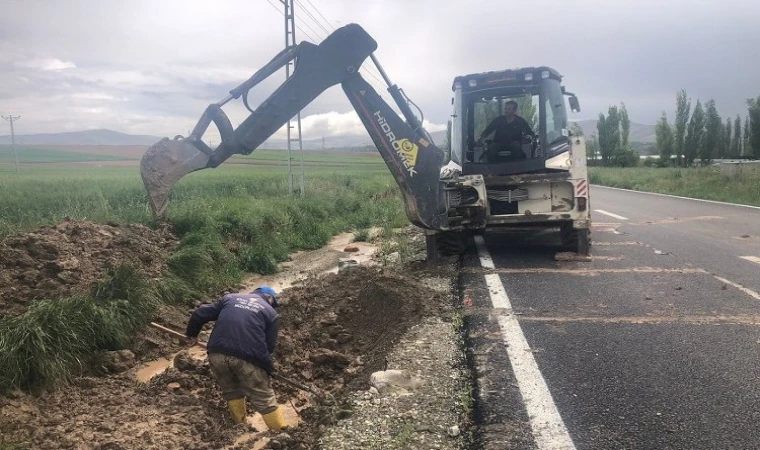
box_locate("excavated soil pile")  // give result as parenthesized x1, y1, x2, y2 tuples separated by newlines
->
(0, 362, 242, 450)
(0, 218, 177, 317)
(271, 265, 452, 448)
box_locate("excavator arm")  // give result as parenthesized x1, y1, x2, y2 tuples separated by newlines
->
(140, 23, 448, 230)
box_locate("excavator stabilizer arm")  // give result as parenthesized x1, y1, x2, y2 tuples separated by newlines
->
(140, 23, 448, 230)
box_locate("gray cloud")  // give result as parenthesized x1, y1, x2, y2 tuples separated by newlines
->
(1, 0, 758, 141)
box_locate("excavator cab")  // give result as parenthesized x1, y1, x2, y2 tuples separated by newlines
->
(449, 67, 581, 177)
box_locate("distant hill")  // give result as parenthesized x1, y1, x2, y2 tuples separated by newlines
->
(0, 129, 162, 146)
(572, 120, 656, 143)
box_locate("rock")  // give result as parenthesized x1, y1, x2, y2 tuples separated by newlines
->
(555, 252, 593, 262)
(447, 425, 460, 437)
(309, 348, 351, 368)
(370, 370, 425, 394)
(73, 377, 98, 389)
(336, 409, 352, 419)
(338, 258, 358, 272)
(102, 350, 136, 373)
(368, 386, 379, 396)
(385, 252, 400, 264)
(167, 382, 181, 391)
(675, 286, 683, 291)
(56, 271, 79, 284)
(343, 245, 360, 253)
(55, 257, 80, 270)
(173, 350, 203, 373)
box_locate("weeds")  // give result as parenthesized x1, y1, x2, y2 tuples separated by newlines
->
(0, 266, 160, 392)
(351, 228, 371, 242)
(589, 166, 760, 206)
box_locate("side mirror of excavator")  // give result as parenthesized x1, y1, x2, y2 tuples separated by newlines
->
(569, 95, 581, 113)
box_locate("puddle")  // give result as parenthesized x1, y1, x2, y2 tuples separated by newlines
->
(135, 346, 207, 383)
(244, 230, 380, 292)
(135, 358, 172, 383)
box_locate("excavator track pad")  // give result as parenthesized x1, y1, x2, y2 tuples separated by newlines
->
(140, 138, 210, 218)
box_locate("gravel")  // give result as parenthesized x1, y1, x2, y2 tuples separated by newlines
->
(317, 275, 471, 450)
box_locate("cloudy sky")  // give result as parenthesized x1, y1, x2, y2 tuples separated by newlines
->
(1, 0, 758, 141)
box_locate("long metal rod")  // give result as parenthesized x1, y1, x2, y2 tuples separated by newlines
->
(284, 0, 294, 195)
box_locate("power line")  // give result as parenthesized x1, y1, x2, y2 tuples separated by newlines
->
(290, 0, 389, 93)
(2, 115, 21, 173)
(294, 0, 330, 35)
(265, 0, 319, 42)
(303, 0, 336, 31)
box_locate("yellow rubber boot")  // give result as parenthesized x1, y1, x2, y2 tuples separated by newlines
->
(261, 407, 288, 431)
(227, 398, 247, 424)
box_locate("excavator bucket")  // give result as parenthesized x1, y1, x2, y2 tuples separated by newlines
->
(140, 137, 210, 217)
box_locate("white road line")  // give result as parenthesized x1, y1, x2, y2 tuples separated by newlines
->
(594, 209, 629, 220)
(474, 235, 576, 449)
(714, 276, 760, 301)
(592, 185, 760, 211)
(740, 256, 760, 265)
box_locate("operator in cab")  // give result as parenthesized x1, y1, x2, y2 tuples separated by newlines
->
(476, 100, 535, 162)
(184, 286, 288, 431)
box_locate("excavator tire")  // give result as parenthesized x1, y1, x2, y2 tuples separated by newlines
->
(560, 224, 591, 255)
(426, 231, 468, 262)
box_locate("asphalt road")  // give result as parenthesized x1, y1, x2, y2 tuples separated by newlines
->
(463, 186, 760, 450)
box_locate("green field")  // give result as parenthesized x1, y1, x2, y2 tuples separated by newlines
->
(589, 165, 760, 207)
(0, 146, 129, 164)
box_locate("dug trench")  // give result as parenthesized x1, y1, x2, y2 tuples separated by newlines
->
(0, 221, 472, 450)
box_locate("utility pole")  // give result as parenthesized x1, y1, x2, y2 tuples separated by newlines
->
(282, 0, 305, 196)
(2, 115, 21, 173)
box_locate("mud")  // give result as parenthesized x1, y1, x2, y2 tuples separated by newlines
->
(0, 218, 177, 317)
(0, 225, 457, 450)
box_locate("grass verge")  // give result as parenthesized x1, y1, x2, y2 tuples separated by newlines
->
(0, 266, 158, 391)
(589, 165, 760, 207)
(0, 166, 410, 392)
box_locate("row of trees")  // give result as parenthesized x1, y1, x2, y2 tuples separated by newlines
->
(585, 103, 639, 167)
(655, 90, 760, 165)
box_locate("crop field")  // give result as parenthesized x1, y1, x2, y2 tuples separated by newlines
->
(0, 146, 131, 164)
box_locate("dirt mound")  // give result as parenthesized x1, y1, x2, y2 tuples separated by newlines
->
(0, 364, 242, 450)
(271, 265, 452, 448)
(0, 219, 177, 317)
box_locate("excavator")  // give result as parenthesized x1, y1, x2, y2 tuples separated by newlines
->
(140, 24, 591, 260)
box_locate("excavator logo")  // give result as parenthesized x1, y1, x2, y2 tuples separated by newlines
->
(373, 111, 418, 177)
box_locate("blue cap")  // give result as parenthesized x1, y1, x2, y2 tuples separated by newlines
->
(253, 286, 278, 307)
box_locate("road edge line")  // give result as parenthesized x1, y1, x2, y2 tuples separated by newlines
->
(594, 209, 629, 220)
(714, 275, 760, 301)
(591, 185, 760, 210)
(474, 235, 576, 449)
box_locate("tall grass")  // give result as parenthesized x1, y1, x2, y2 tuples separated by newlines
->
(0, 266, 159, 391)
(589, 165, 760, 206)
(0, 163, 409, 391)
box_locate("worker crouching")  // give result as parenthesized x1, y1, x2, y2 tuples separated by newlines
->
(185, 286, 287, 431)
